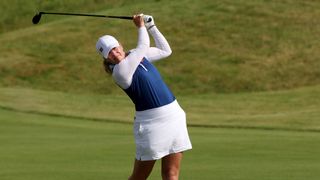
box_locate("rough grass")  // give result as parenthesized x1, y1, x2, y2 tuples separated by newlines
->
(0, 0, 320, 94)
(0, 0, 149, 33)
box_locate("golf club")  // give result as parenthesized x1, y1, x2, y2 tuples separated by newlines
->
(32, 11, 134, 24)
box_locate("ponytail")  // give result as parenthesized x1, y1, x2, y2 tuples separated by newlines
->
(103, 58, 115, 74)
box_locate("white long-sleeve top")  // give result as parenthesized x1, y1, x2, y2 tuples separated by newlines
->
(112, 26, 172, 89)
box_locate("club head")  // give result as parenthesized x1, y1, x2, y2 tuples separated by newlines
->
(32, 12, 42, 24)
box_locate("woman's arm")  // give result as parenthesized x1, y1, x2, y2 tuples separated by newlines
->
(145, 20, 172, 62)
(113, 15, 150, 89)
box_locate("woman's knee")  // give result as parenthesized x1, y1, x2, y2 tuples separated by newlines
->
(161, 167, 179, 180)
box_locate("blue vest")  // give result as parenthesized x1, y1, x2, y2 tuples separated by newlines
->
(123, 58, 175, 111)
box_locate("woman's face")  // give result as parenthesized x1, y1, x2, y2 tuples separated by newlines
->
(107, 45, 125, 64)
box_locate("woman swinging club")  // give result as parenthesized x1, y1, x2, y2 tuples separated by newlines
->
(96, 14, 192, 180)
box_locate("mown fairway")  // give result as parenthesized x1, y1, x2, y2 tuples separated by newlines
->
(0, 87, 320, 180)
(1, 108, 320, 180)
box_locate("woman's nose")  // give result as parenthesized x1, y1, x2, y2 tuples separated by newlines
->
(111, 49, 118, 54)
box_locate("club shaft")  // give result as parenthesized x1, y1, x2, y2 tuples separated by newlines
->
(40, 12, 133, 20)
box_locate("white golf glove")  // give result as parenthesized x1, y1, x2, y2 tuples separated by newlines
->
(143, 15, 155, 30)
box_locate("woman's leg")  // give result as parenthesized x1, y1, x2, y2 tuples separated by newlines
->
(128, 159, 156, 180)
(161, 152, 183, 180)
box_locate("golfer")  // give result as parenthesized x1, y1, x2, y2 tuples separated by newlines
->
(96, 14, 192, 180)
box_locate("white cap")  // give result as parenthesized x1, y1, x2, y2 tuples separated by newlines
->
(96, 35, 120, 58)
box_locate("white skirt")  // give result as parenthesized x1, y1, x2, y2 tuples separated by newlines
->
(133, 100, 192, 161)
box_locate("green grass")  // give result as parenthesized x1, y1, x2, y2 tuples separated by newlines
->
(0, 0, 319, 94)
(0, 108, 134, 180)
(0, 86, 318, 179)
(0, 0, 148, 34)
(1, 108, 320, 180)
(0, 86, 319, 131)
(0, 86, 319, 179)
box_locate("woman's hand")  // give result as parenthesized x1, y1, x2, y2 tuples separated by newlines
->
(133, 14, 145, 28)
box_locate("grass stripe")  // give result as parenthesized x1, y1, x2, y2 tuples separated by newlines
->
(1, 104, 319, 133)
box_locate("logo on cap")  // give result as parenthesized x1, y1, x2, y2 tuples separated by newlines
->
(99, 47, 103, 53)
